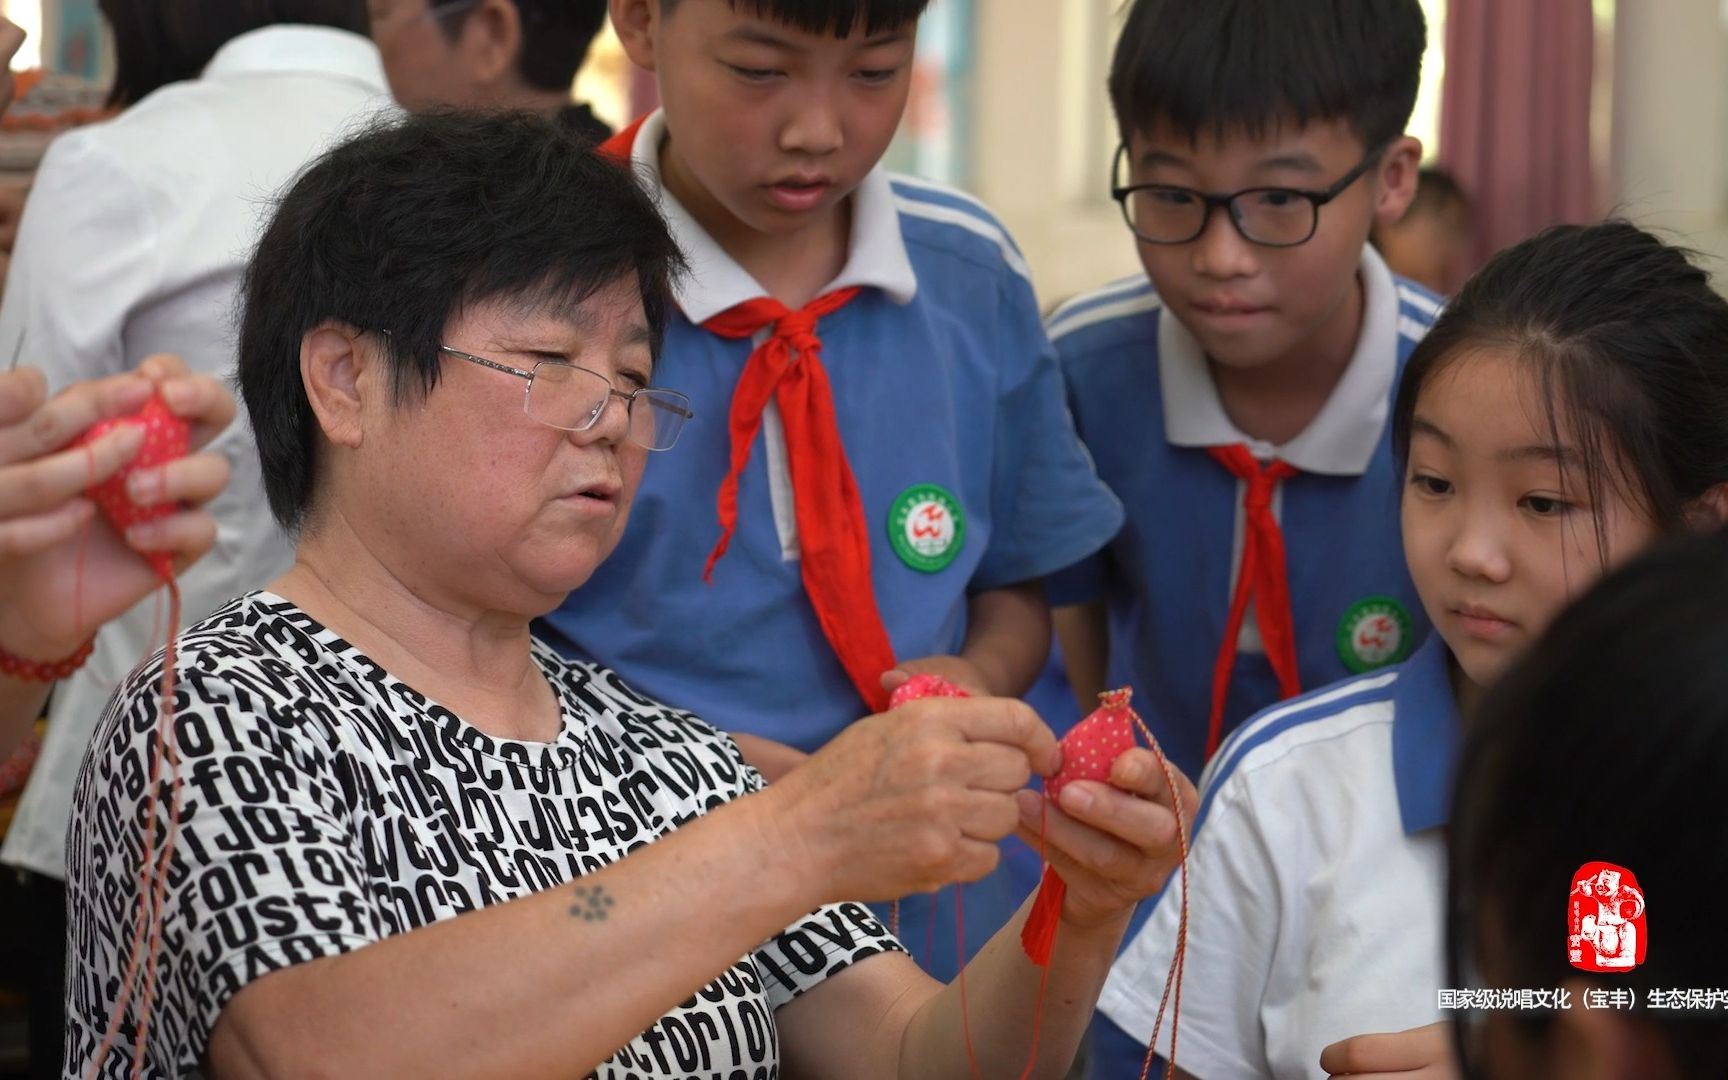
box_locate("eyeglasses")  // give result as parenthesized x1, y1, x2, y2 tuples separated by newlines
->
(1110, 143, 1384, 247)
(438, 346, 693, 451)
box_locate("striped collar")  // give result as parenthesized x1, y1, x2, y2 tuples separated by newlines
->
(622, 109, 917, 322)
(1389, 633, 1462, 835)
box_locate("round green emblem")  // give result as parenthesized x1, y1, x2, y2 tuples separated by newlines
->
(1337, 596, 1414, 673)
(887, 483, 966, 573)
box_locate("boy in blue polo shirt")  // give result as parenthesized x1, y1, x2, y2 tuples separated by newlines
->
(537, 0, 1123, 979)
(1052, 0, 1436, 1071)
(1051, 0, 1438, 784)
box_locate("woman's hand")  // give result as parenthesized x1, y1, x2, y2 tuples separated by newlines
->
(1014, 746, 1198, 930)
(0, 357, 235, 661)
(1319, 1020, 1459, 1079)
(766, 694, 1061, 906)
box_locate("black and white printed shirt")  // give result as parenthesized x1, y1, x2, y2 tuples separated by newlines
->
(66, 591, 901, 1078)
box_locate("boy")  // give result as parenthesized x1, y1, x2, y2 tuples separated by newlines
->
(1372, 165, 1473, 294)
(1052, 0, 1438, 1072)
(537, 0, 1124, 980)
(1053, 0, 1437, 782)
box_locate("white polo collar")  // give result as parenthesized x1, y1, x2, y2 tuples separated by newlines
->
(201, 25, 387, 96)
(625, 109, 917, 322)
(1159, 245, 1400, 476)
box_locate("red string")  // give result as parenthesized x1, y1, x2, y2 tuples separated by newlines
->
(75, 447, 92, 638)
(1129, 710, 1191, 1080)
(87, 577, 184, 1080)
(956, 883, 979, 1078)
(1016, 798, 1053, 1080)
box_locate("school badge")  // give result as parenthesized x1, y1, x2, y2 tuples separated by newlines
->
(887, 483, 966, 572)
(1336, 596, 1413, 673)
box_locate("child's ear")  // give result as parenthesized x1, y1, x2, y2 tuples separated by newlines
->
(611, 0, 660, 72)
(1371, 135, 1424, 230)
(1684, 481, 1728, 529)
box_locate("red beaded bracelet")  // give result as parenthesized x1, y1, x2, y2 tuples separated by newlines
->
(0, 637, 95, 682)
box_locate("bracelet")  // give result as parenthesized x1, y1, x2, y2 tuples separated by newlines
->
(0, 637, 95, 682)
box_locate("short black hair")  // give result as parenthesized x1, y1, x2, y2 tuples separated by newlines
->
(238, 111, 685, 531)
(1392, 221, 1728, 559)
(1108, 0, 1425, 149)
(438, 0, 608, 92)
(98, 0, 369, 106)
(660, 0, 927, 36)
(1449, 527, 1728, 1078)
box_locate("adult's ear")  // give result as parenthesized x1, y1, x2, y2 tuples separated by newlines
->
(1371, 135, 1423, 231)
(459, 0, 523, 94)
(299, 322, 374, 451)
(611, 0, 661, 72)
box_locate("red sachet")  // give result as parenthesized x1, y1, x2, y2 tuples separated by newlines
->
(73, 393, 190, 582)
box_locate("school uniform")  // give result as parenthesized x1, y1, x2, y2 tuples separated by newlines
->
(537, 110, 1123, 979)
(1096, 632, 1459, 1079)
(1047, 248, 1442, 781)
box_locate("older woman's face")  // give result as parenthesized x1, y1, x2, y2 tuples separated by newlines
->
(358, 280, 653, 614)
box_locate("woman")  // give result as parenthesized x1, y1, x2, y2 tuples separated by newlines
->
(66, 111, 1194, 1079)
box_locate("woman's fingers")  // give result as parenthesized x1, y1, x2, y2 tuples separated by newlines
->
(0, 366, 46, 425)
(126, 451, 229, 509)
(0, 371, 152, 465)
(0, 424, 144, 518)
(0, 498, 93, 560)
(124, 508, 219, 568)
(138, 356, 235, 450)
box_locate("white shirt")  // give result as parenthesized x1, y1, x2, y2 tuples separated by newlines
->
(65, 592, 899, 1077)
(1098, 635, 1460, 1079)
(0, 25, 393, 879)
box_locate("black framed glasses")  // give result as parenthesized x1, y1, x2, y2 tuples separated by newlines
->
(1110, 143, 1384, 247)
(438, 346, 693, 452)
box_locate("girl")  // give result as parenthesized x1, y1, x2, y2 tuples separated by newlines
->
(1442, 526, 1728, 1080)
(1093, 220, 1728, 1079)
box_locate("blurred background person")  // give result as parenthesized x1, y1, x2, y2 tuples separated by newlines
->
(369, 0, 612, 141)
(0, 2, 388, 1073)
(1373, 165, 1473, 295)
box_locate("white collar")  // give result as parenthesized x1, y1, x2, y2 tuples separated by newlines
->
(626, 109, 917, 322)
(202, 26, 387, 94)
(1159, 245, 1400, 476)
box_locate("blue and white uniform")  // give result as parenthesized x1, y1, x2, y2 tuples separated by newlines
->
(1047, 247, 1441, 781)
(539, 111, 1124, 979)
(1097, 633, 1459, 1080)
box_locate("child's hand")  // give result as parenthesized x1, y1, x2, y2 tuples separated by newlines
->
(1012, 747, 1198, 930)
(1319, 1020, 1458, 1078)
(881, 654, 995, 698)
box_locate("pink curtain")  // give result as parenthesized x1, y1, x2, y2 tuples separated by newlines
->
(1438, 0, 1597, 271)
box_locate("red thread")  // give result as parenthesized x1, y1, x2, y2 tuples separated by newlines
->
(86, 579, 182, 1080)
(75, 391, 191, 1079)
(1129, 708, 1191, 1080)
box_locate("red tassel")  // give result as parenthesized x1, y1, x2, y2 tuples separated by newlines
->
(1020, 865, 1067, 967)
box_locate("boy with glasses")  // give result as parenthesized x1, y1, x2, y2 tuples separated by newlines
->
(1046, 0, 1437, 1071)
(1052, 0, 1437, 781)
